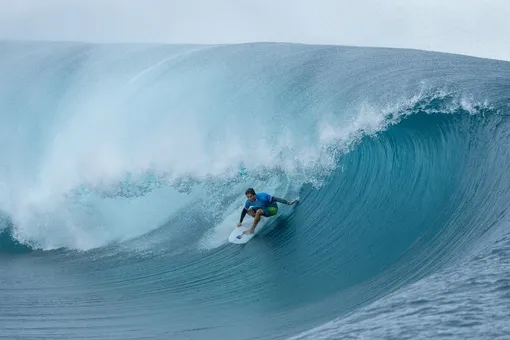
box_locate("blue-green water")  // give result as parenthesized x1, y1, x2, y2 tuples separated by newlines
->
(0, 41, 509, 340)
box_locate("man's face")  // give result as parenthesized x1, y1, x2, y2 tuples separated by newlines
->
(246, 193, 256, 202)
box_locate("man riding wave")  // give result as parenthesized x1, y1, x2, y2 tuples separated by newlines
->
(237, 188, 298, 235)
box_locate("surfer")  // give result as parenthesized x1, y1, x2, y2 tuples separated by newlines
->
(237, 188, 297, 235)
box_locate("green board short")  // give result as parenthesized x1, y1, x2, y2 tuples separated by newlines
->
(261, 206, 278, 217)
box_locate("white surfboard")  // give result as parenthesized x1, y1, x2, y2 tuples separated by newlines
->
(228, 218, 268, 244)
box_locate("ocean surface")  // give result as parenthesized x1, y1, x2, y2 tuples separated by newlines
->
(0, 41, 509, 340)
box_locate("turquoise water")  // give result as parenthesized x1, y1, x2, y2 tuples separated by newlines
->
(0, 41, 509, 339)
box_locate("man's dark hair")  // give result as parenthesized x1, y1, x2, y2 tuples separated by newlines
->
(245, 188, 256, 195)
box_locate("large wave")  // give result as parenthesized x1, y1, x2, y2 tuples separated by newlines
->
(0, 40, 509, 340)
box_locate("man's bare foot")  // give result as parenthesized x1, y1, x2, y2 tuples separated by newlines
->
(243, 229, 255, 235)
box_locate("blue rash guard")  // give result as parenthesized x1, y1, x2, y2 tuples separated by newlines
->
(239, 192, 290, 223)
(244, 192, 277, 210)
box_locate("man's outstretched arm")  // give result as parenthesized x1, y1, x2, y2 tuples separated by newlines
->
(271, 196, 297, 205)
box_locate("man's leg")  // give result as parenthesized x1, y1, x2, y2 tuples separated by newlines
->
(244, 209, 264, 234)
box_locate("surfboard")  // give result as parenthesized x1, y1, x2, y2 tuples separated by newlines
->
(228, 218, 267, 244)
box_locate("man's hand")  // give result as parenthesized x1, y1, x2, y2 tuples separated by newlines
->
(237, 222, 242, 227)
(289, 200, 298, 205)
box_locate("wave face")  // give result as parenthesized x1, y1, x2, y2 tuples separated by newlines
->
(0, 41, 509, 340)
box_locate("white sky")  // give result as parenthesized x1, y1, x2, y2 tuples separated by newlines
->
(0, 0, 509, 61)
